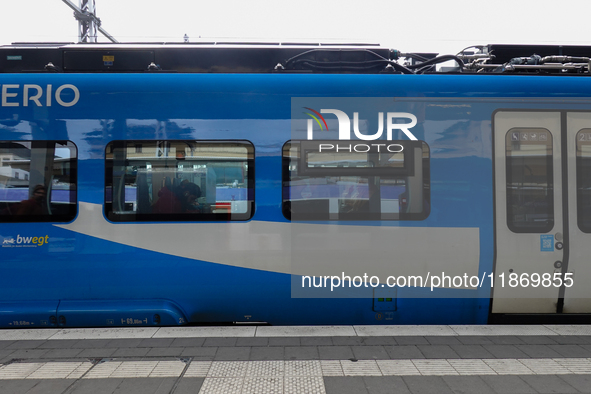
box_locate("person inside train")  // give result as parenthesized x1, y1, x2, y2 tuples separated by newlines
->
(16, 184, 48, 216)
(152, 178, 207, 214)
(152, 177, 183, 213)
(180, 182, 202, 213)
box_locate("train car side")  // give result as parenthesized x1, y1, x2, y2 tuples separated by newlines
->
(1, 72, 591, 327)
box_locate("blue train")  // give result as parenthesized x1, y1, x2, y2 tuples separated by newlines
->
(1, 43, 590, 327)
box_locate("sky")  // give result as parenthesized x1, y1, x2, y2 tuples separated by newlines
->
(0, 0, 590, 56)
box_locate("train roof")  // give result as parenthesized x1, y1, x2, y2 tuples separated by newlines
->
(1, 42, 590, 75)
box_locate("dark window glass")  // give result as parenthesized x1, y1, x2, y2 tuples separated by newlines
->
(282, 140, 430, 221)
(105, 140, 254, 222)
(505, 128, 553, 233)
(577, 129, 591, 233)
(0, 141, 77, 223)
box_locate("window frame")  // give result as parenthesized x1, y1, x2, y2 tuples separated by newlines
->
(0, 140, 78, 223)
(104, 139, 255, 223)
(282, 140, 430, 221)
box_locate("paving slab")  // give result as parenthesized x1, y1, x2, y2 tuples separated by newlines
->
(257, 326, 356, 337)
(249, 346, 285, 361)
(234, 337, 268, 347)
(180, 347, 218, 359)
(268, 337, 301, 347)
(214, 347, 251, 361)
(514, 345, 563, 358)
(301, 337, 334, 346)
(285, 346, 320, 360)
(356, 326, 456, 337)
(22, 379, 75, 394)
(0, 379, 40, 394)
(171, 377, 205, 394)
(449, 345, 495, 359)
(68, 378, 125, 394)
(545, 325, 591, 336)
(0, 330, 59, 341)
(451, 326, 557, 336)
(482, 345, 530, 358)
(402, 376, 455, 394)
(318, 346, 354, 360)
(202, 337, 238, 347)
(417, 345, 461, 359)
(324, 376, 369, 394)
(385, 346, 425, 359)
(5, 340, 46, 350)
(50, 328, 158, 340)
(442, 375, 496, 394)
(154, 326, 255, 338)
(351, 346, 390, 360)
(363, 376, 411, 394)
(558, 375, 591, 393)
(480, 375, 537, 393)
(393, 337, 430, 345)
(547, 344, 591, 357)
(518, 374, 579, 394)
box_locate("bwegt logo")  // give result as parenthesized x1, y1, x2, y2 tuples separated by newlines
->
(304, 108, 417, 153)
(2, 235, 49, 247)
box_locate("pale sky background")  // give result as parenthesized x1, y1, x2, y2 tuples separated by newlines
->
(0, 0, 589, 55)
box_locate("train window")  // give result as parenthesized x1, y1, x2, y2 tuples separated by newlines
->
(105, 140, 254, 222)
(577, 129, 591, 233)
(0, 141, 77, 223)
(505, 128, 554, 233)
(282, 140, 430, 221)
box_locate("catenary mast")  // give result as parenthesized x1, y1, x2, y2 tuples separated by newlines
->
(60, 0, 118, 43)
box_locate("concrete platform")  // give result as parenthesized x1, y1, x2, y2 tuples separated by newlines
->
(1, 325, 591, 393)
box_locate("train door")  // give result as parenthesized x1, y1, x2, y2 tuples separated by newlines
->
(563, 112, 591, 312)
(492, 111, 591, 314)
(493, 112, 563, 313)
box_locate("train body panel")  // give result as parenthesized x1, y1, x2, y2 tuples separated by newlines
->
(1, 68, 591, 326)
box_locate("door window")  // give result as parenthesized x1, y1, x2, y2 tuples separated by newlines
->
(505, 128, 554, 233)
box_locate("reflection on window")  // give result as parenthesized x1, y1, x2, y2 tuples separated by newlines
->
(105, 140, 254, 222)
(282, 141, 430, 221)
(505, 128, 553, 233)
(577, 129, 591, 233)
(306, 151, 404, 169)
(0, 141, 77, 223)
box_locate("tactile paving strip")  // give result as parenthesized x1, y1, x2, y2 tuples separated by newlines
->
(84, 360, 185, 379)
(483, 359, 534, 375)
(27, 362, 93, 379)
(184, 361, 212, 377)
(284, 376, 325, 394)
(554, 358, 591, 374)
(519, 358, 571, 375)
(246, 361, 284, 377)
(377, 360, 421, 376)
(0, 362, 91, 379)
(284, 361, 322, 376)
(448, 359, 496, 375)
(340, 360, 382, 376)
(199, 361, 325, 394)
(1, 358, 591, 382)
(412, 359, 458, 376)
